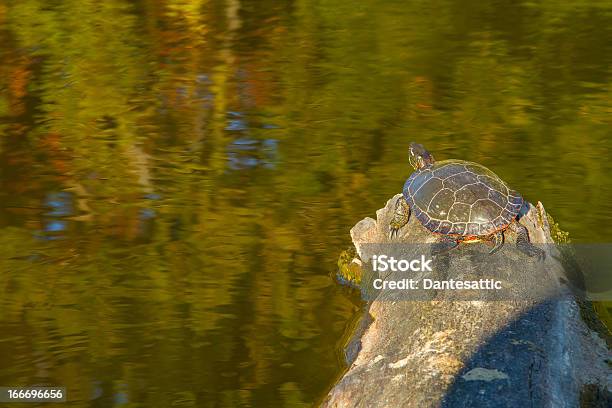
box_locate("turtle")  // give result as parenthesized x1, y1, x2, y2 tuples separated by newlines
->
(389, 142, 545, 260)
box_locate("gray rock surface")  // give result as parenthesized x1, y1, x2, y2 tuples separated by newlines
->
(324, 194, 611, 408)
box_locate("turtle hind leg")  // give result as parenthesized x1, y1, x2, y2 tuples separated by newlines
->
(431, 236, 459, 256)
(487, 231, 505, 255)
(510, 220, 546, 261)
(389, 197, 411, 239)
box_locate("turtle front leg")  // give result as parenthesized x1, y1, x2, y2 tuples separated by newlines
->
(389, 196, 411, 239)
(431, 236, 459, 255)
(509, 220, 546, 261)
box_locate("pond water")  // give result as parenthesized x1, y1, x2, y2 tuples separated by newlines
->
(0, 0, 610, 406)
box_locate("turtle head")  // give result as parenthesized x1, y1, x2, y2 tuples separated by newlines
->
(409, 142, 435, 170)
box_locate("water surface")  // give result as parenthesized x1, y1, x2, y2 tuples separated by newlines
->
(0, 0, 610, 406)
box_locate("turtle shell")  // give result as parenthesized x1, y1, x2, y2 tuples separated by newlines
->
(403, 160, 523, 237)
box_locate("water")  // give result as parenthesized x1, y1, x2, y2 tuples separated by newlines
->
(0, 0, 610, 406)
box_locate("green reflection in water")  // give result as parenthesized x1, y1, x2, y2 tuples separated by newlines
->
(0, 0, 610, 406)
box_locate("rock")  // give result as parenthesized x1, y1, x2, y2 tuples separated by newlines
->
(325, 194, 611, 408)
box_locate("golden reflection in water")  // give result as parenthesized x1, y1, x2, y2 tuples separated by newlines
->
(0, 0, 610, 406)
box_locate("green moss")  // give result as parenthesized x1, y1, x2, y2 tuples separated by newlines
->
(337, 246, 362, 286)
(547, 213, 571, 244)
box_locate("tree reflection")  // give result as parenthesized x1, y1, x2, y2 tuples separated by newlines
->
(0, 0, 610, 406)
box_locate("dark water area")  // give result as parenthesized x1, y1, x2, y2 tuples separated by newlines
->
(0, 0, 610, 406)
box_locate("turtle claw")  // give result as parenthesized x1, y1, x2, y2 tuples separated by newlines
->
(389, 227, 399, 239)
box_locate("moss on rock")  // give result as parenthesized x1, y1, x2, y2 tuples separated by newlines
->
(547, 213, 570, 244)
(337, 246, 362, 286)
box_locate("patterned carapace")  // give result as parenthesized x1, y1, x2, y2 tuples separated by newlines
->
(403, 160, 523, 237)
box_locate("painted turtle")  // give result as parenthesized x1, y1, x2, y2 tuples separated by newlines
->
(389, 143, 545, 260)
